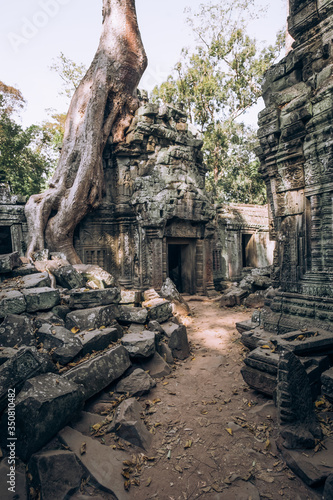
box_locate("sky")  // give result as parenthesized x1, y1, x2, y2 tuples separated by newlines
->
(1, 0, 287, 128)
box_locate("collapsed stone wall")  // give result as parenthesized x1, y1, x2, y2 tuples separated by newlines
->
(256, 0, 333, 332)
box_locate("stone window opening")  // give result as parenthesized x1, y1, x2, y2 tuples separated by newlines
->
(0, 226, 13, 254)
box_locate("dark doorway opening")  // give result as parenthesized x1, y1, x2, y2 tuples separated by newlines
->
(168, 244, 182, 291)
(242, 233, 252, 267)
(167, 239, 196, 294)
(0, 227, 12, 254)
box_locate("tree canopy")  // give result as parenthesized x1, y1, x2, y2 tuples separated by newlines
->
(152, 0, 284, 204)
(0, 82, 56, 197)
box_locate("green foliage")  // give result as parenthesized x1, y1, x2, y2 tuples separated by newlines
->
(152, 0, 284, 204)
(0, 86, 56, 197)
(50, 52, 87, 102)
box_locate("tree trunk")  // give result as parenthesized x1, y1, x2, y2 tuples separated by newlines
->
(25, 0, 147, 263)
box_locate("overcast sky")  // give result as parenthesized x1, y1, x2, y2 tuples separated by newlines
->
(1, 0, 287, 127)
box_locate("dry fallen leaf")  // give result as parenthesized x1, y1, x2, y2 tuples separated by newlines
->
(226, 428, 233, 436)
(184, 440, 192, 449)
(146, 477, 152, 487)
(71, 327, 80, 334)
(80, 442, 86, 455)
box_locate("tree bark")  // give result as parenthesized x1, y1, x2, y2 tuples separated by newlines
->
(25, 0, 147, 263)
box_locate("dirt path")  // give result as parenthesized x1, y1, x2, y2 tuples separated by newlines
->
(130, 298, 319, 500)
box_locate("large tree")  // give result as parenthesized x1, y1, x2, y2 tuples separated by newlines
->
(25, 0, 147, 262)
(152, 0, 283, 204)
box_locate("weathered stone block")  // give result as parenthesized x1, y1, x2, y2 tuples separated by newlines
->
(120, 290, 141, 304)
(28, 450, 84, 500)
(53, 264, 86, 290)
(108, 398, 152, 449)
(0, 347, 17, 365)
(116, 305, 148, 324)
(121, 331, 156, 360)
(116, 368, 156, 396)
(69, 287, 121, 309)
(75, 327, 119, 356)
(65, 304, 119, 331)
(0, 373, 84, 461)
(140, 352, 172, 378)
(73, 264, 116, 289)
(58, 426, 128, 499)
(62, 345, 131, 400)
(0, 314, 34, 348)
(321, 368, 333, 402)
(0, 252, 21, 274)
(143, 297, 173, 323)
(164, 323, 190, 360)
(0, 290, 26, 317)
(19, 272, 51, 289)
(0, 346, 55, 412)
(22, 287, 60, 313)
(37, 324, 83, 365)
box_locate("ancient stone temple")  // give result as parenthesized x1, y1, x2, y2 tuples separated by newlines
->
(74, 96, 216, 294)
(0, 184, 27, 256)
(256, 0, 333, 332)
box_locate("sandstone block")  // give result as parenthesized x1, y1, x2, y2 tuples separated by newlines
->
(62, 345, 131, 400)
(37, 324, 83, 365)
(0, 252, 21, 274)
(116, 368, 156, 396)
(75, 327, 119, 356)
(121, 331, 156, 360)
(108, 398, 152, 449)
(0, 314, 34, 348)
(0, 290, 26, 317)
(53, 264, 86, 290)
(116, 305, 148, 324)
(65, 304, 119, 331)
(140, 352, 172, 378)
(22, 287, 60, 313)
(69, 287, 121, 309)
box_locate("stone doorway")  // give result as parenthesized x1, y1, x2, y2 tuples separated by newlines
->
(0, 227, 12, 254)
(167, 239, 196, 294)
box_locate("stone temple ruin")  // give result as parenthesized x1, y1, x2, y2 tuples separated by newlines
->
(1, 0, 333, 496)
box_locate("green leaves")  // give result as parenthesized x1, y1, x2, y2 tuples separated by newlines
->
(152, 0, 282, 204)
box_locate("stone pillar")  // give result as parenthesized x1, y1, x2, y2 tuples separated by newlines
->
(118, 221, 133, 289)
(203, 238, 215, 295)
(195, 240, 204, 295)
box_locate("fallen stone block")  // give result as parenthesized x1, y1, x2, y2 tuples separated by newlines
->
(219, 293, 236, 307)
(37, 324, 83, 365)
(116, 368, 156, 396)
(243, 291, 266, 308)
(116, 305, 148, 324)
(157, 341, 174, 364)
(73, 264, 116, 289)
(127, 323, 146, 333)
(108, 398, 152, 449)
(18, 272, 51, 289)
(70, 411, 103, 435)
(53, 264, 86, 290)
(33, 311, 66, 329)
(277, 350, 322, 449)
(69, 287, 121, 309)
(143, 288, 160, 301)
(236, 320, 258, 334)
(143, 297, 173, 323)
(148, 320, 164, 333)
(168, 325, 190, 360)
(160, 277, 191, 315)
(63, 345, 131, 400)
(11, 263, 39, 277)
(0, 346, 55, 412)
(252, 275, 272, 290)
(162, 323, 190, 360)
(277, 329, 333, 356)
(321, 368, 333, 402)
(324, 474, 333, 500)
(0, 347, 17, 365)
(59, 426, 128, 499)
(0, 461, 27, 500)
(240, 327, 276, 351)
(65, 304, 119, 331)
(28, 450, 84, 500)
(22, 287, 60, 313)
(0, 252, 21, 274)
(241, 365, 277, 397)
(0, 314, 34, 348)
(74, 327, 119, 356)
(140, 352, 171, 378)
(0, 373, 84, 461)
(121, 331, 156, 360)
(0, 290, 26, 318)
(277, 437, 333, 486)
(120, 290, 141, 304)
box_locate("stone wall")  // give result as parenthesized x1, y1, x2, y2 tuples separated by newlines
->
(214, 204, 275, 285)
(74, 96, 216, 294)
(0, 184, 28, 256)
(256, 0, 333, 332)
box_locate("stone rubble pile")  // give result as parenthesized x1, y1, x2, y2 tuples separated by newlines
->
(0, 251, 191, 498)
(219, 266, 273, 308)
